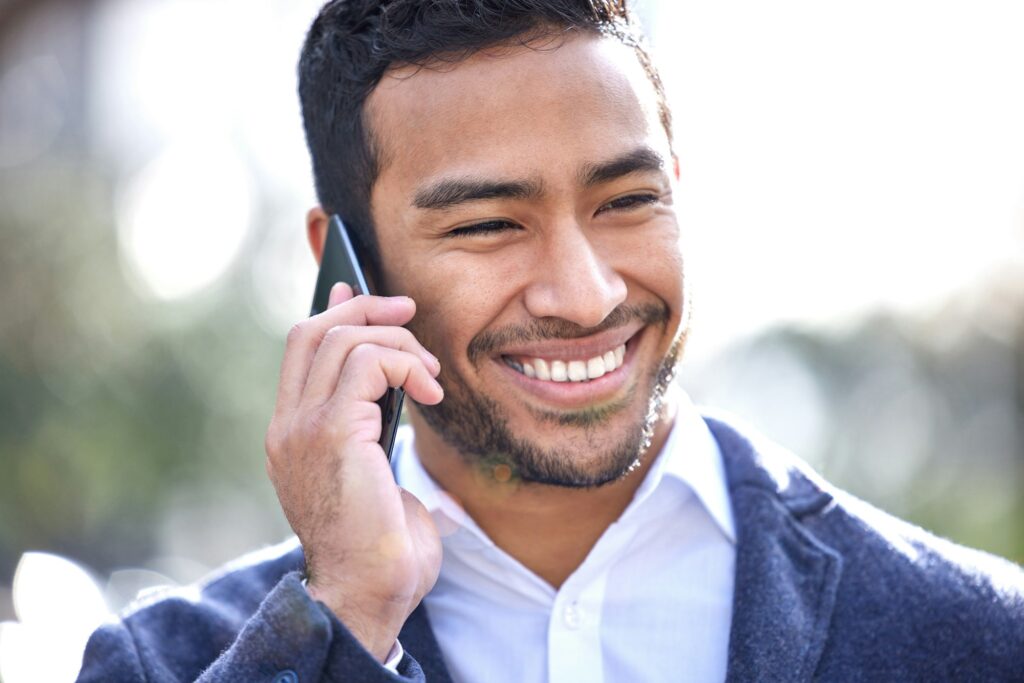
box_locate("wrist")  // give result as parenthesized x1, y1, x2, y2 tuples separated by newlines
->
(304, 579, 406, 662)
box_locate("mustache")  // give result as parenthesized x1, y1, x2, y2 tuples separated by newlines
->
(467, 302, 670, 364)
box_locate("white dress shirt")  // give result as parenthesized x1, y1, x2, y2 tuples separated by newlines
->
(391, 394, 737, 683)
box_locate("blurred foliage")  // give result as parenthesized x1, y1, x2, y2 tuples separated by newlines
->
(0, 158, 291, 596)
(685, 279, 1024, 564)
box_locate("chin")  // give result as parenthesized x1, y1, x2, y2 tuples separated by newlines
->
(419, 356, 676, 490)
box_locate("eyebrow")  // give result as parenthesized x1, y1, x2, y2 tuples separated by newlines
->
(411, 146, 666, 212)
(412, 177, 543, 211)
(578, 147, 666, 187)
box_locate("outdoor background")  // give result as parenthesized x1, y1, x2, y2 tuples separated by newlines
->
(1, 0, 1022, 680)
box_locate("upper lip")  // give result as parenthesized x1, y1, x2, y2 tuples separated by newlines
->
(495, 323, 643, 361)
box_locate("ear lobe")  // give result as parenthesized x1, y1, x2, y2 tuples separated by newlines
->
(306, 206, 330, 265)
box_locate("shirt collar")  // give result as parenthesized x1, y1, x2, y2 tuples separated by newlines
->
(655, 391, 737, 543)
(392, 391, 736, 546)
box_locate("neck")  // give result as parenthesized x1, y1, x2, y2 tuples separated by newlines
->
(408, 404, 677, 589)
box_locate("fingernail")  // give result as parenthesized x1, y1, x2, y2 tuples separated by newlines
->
(328, 282, 352, 307)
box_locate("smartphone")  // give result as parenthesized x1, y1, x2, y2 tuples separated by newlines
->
(310, 215, 405, 461)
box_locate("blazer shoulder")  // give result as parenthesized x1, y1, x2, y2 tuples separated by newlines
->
(122, 537, 304, 623)
(707, 411, 1024, 610)
(819, 489, 1024, 614)
(81, 538, 305, 681)
(707, 412, 1024, 676)
(813, 492, 1024, 677)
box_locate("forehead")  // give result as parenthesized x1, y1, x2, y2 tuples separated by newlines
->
(365, 32, 668, 197)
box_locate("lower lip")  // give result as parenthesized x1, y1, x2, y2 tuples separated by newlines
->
(494, 332, 641, 408)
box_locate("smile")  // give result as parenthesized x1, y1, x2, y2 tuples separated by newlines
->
(502, 344, 627, 382)
(491, 325, 644, 409)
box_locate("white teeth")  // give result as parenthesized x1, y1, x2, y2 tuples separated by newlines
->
(535, 358, 550, 380)
(567, 360, 587, 382)
(603, 350, 616, 370)
(550, 360, 568, 382)
(509, 343, 627, 382)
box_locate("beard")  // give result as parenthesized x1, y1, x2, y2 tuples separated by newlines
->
(411, 303, 685, 489)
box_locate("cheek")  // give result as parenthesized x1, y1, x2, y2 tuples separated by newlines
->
(607, 225, 686, 304)
(404, 260, 513, 362)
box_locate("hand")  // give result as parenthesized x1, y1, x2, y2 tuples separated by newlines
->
(264, 283, 444, 662)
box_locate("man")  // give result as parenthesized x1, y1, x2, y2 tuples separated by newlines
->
(78, 0, 1024, 681)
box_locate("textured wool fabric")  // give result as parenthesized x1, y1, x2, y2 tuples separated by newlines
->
(77, 415, 1024, 682)
(708, 414, 1024, 682)
(76, 556, 432, 683)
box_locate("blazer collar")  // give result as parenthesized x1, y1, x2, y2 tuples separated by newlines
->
(705, 414, 844, 683)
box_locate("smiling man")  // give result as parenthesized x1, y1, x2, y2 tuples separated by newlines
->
(77, 1, 1024, 682)
(371, 36, 685, 492)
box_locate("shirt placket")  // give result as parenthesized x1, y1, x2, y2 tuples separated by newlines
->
(547, 565, 609, 683)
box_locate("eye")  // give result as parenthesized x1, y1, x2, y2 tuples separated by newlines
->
(446, 220, 519, 238)
(597, 193, 659, 214)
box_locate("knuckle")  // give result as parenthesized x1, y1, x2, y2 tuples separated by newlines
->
(264, 429, 281, 457)
(286, 320, 311, 347)
(346, 342, 377, 365)
(265, 421, 288, 457)
(322, 325, 352, 346)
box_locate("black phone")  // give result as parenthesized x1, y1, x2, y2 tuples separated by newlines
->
(310, 215, 405, 461)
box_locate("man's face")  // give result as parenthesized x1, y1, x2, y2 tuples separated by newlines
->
(366, 32, 687, 487)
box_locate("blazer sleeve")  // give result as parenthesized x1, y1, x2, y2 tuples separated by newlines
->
(77, 572, 425, 683)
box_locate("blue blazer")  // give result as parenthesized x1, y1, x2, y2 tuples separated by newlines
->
(77, 416, 1024, 682)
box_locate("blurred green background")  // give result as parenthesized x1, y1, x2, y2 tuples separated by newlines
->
(1, 0, 1022, 648)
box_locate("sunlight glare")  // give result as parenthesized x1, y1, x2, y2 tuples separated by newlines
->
(117, 138, 252, 300)
(0, 553, 108, 683)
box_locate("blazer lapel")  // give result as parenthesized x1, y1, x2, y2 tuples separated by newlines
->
(706, 417, 843, 683)
(399, 602, 454, 682)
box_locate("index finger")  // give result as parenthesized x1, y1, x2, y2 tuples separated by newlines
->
(274, 294, 418, 419)
(328, 281, 354, 309)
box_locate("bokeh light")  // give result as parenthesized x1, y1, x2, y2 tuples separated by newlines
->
(0, 553, 108, 683)
(116, 138, 253, 300)
(656, 0, 1024, 357)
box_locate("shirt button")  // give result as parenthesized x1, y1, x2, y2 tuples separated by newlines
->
(563, 602, 583, 629)
(271, 671, 299, 683)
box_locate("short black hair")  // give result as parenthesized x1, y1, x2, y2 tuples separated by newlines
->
(298, 0, 671, 283)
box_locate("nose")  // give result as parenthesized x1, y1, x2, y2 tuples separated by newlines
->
(522, 223, 627, 329)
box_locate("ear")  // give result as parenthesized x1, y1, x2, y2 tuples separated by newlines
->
(304, 206, 384, 295)
(306, 206, 330, 265)
(672, 154, 680, 182)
